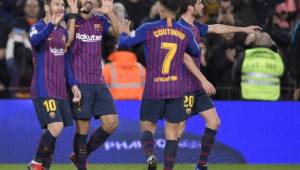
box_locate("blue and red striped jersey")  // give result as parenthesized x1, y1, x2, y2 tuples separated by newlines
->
(118, 19, 200, 99)
(69, 14, 111, 85)
(30, 20, 76, 100)
(178, 18, 208, 93)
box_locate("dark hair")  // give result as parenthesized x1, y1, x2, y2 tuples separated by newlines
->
(179, 0, 197, 15)
(159, 0, 180, 13)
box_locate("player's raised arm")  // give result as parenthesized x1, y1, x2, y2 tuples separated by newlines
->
(30, 10, 63, 47)
(118, 20, 148, 48)
(94, 0, 119, 36)
(29, 23, 55, 48)
(66, 0, 78, 47)
(207, 24, 262, 34)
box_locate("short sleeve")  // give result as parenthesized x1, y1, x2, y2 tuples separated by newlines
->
(197, 23, 208, 37)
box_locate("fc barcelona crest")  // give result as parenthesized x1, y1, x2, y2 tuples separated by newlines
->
(94, 24, 102, 31)
(185, 108, 192, 115)
(49, 112, 56, 119)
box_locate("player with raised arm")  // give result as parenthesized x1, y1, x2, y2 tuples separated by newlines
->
(118, 0, 201, 170)
(67, 0, 120, 170)
(178, 1, 261, 170)
(27, 0, 81, 170)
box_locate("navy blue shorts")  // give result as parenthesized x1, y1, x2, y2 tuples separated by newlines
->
(71, 84, 117, 120)
(140, 98, 185, 123)
(184, 90, 214, 118)
(33, 98, 73, 129)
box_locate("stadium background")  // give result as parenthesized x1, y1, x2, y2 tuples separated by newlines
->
(0, 0, 300, 169)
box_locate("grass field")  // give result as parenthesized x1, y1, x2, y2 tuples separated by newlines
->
(0, 164, 300, 170)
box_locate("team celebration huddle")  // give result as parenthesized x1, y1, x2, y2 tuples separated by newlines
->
(27, 0, 260, 170)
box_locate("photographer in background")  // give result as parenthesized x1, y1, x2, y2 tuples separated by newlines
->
(5, 27, 32, 97)
(4, 0, 40, 97)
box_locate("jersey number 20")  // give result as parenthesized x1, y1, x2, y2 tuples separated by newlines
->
(161, 42, 177, 74)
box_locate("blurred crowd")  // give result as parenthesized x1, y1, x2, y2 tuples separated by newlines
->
(0, 0, 300, 100)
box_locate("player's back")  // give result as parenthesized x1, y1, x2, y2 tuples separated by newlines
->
(142, 19, 198, 99)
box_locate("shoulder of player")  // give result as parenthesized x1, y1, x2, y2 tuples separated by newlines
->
(29, 20, 47, 38)
(150, 20, 163, 25)
(92, 13, 109, 21)
(175, 23, 195, 41)
(176, 17, 186, 25)
(175, 22, 192, 33)
(194, 21, 208, 29)
(134, 21, 158, 32)
(30, 20, 46, 31)
(140, 20, 164, 31)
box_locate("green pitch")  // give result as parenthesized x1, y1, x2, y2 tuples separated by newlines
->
(0, 164, 299, 170)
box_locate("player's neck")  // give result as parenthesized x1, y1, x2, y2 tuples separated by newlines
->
(80, 12, 92, 19)
(181, 13, 195, 25)
(162, 16, 175, 21)
(161, 11, 176, 20)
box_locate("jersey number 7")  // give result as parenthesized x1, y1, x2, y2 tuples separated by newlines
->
(161, 42, 177, 75)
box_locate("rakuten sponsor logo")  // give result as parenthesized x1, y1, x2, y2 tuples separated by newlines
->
(76, 33, 102, 42)
(50, 47, 65, 56)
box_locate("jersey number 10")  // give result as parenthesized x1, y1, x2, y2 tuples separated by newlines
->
(43, 99, 57, 112)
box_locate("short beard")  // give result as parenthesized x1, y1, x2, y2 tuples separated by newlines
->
(79, 2, 92, 14)
(81, 9, 92, 14)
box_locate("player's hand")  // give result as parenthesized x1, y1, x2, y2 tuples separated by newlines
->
(71, 85, 81, 103)
(49, 12, 64, 25)
(119, 19, 131, 35)
(242, 26, 262, 34)
(202, 80, 216, 96)
(244, 32, 256, 45)
(67, 0, 78, 14)
(94, 0, 113, 14)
